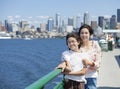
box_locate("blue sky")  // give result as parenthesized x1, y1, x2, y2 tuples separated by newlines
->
(0, 0, 120, 25)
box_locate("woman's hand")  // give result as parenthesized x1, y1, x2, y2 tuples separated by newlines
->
(82, 59, 95, 67)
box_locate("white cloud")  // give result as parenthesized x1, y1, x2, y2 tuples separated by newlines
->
(7, 16, 13, 19)
(36, 16, 49, 19)
(15, 15, 21, 18)
(27, 16, 33, 19)
(104, 15, 111, 18)
(33, 20, 39, 23)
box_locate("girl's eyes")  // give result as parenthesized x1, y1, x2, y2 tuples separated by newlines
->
(68, 40, 77, 44)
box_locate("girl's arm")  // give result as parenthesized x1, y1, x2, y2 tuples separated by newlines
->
(56, 60, 72, 72)
(56, 61, 66, 72)
(64, 61, 71, 72)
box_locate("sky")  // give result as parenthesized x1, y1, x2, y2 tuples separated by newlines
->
(0, 0, 120, 26)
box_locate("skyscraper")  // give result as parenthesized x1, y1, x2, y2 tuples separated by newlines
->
(84, 11, 90, 25)
(5, 20, 12, 32)
(91, 21, 97, 30)
(76, 16, 81, 29)
(110, 15, 117, 29)
(47, 17, 54, 32)
(98, 16, 104, 28)
(68, 17, 74, 26)
(56, 13, 61, 29)
(117, 9, 120, 22)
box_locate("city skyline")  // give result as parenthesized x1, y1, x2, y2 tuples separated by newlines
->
(0, 0, 120, 26)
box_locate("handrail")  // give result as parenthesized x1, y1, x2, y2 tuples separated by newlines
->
(25, 68, 62, 89)
(54, 81, 64, 89)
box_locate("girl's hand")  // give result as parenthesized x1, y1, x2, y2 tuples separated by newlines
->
(56, 63, 66, 72)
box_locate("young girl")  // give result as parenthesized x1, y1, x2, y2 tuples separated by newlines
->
(56, 32, 93, 89)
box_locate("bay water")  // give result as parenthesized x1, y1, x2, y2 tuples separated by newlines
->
(0, 38, 67, 89)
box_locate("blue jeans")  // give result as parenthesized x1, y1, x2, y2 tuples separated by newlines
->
(85, 78, 97, 89)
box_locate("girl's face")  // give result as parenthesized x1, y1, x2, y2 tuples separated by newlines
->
(67, 37, 80, 51)
(80, 28, 90, 42)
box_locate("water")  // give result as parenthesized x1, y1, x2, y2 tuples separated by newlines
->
(0, 38, 67, 89)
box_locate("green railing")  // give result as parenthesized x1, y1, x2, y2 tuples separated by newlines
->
(25, 68, 64, 89)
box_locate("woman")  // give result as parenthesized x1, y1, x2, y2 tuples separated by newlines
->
(78, 24, 101, 89)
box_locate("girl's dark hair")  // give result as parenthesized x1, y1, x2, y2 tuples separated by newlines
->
(78, 24, 93, 36)
(66, 32, 81, 48)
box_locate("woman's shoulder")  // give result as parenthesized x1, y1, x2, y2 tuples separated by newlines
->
(90, 40, 98, 44)
(91, 40, 101, 51)
(90, 40, 99, 46)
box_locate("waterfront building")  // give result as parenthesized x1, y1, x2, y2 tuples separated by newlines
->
(0, 25, 6, 32)
(11, 23, 19, 32)
(40, 22, 47, 32)
(19, 21, 29, 29)
(65, 25, 73, 33)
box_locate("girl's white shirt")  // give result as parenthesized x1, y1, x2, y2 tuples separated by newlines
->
(61, 50, 88, 82)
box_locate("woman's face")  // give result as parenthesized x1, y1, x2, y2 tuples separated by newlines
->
(80, 28, 90, 42)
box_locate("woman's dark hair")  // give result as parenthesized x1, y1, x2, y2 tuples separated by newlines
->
(66, 32, 81, 48)
(78, 24, 93, 36)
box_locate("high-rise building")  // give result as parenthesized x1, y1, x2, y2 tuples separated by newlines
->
(47, 17, 54, 32)
(19, 21, 29, 29)
(11, 23, 19, 32)
(5, 20, 12, 32)
(76, 16, 81, 29)
(117, 9, 120, 22)
(91, 21, 97, 30)
(68, 17, 74, 26)
(110, 15, 117, 29)
(98, 16, 104, 28)
(40, 23, 46, 32)
(56, 13, 61, 29)
(84, 11, 90, 25)
(104, 18, 110, 29)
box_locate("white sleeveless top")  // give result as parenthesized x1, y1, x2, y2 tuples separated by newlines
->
(61, 50, 88, 82)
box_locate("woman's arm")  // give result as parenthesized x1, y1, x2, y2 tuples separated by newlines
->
(82, 59, 95, 67)
(93, 41, 102, 69)
(63, 67, 87, 76)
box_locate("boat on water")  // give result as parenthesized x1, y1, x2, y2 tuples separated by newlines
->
(24, 37, 32, 40)
(0, 32, 11, 39)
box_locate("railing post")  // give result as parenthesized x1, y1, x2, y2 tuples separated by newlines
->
(25, 69, 62, 89)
